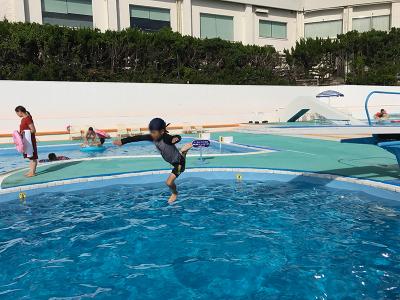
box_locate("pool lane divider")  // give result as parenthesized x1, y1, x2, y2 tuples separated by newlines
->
(0, 168, 399, 201)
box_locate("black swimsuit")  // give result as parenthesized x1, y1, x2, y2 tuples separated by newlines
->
(171, 156, 186, 177)
(121, 134, 185, 177)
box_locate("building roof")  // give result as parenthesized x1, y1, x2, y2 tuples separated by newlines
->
(219, 0, 301, 11)
(219, 0, 397, 12)
(303, 0, 397, 12)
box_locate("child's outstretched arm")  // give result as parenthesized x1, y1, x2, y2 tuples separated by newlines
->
(163, 134, 182, 145)
(113, 134, 152, 146)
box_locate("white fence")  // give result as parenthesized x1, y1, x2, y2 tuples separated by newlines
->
(1, 80, 400, 133)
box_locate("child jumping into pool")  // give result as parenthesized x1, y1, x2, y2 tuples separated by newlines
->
(113, 118, 192, 204)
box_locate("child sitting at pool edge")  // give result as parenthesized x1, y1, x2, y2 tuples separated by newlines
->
(113, 118, 192, 204)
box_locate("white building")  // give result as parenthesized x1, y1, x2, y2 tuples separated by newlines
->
(1, 0, 400, 51)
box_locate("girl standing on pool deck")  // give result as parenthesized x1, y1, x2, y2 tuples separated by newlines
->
(15, 106, 38, 177)
(113, 118, 192, 204)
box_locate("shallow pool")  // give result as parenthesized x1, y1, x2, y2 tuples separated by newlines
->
(0, 178, 399, 299)
(0, 138, 263, 174)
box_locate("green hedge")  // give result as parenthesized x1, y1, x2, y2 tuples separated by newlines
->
(285, 29, 400, 85)
(0, 21, 287, 85)
(0, 20, 399, 85)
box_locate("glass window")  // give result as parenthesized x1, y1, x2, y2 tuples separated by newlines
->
(201, 14, 217, 39)
(352, 17, 371, 32)
(353, 15, 390, 32)
(42, 0, 68, 14)
(259, 20, 287, 39)
(42, 14, 93, 28)
(130, 5, 170, 32)
(304, 20, 343, 39)
(372, 15, 390, 31)
(200, 13, 234, 41)
(67, 0, 93, 16)
(41, 0, 93, 28)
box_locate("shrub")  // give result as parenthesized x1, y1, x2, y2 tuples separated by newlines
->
(0, 21, 287, 85)
(1, 21, 399, 85)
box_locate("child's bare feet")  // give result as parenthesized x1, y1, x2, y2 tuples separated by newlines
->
(180, 143, 193, 154)
(25, 173, 36, 177)
(168, 193, 178, 204)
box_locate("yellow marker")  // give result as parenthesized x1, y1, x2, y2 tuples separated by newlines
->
(236, 173, 243, 181)
(19, 192, 26, 200)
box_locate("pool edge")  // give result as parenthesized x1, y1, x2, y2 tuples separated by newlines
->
(1, 168, 399, 200)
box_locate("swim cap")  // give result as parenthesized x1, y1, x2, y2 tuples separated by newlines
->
(149, 118, 168, 131)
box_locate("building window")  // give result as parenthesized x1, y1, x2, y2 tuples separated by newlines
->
(304, 20, 343, 39)
(41, 0, 93, 28)
(130, 5, 170, 32)
(353, 15, 390, 33)
(200, 13, 234, 41)
(259, 20, 287, 39)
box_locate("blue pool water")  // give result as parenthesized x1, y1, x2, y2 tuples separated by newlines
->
(0, 138, 261, 173)
(0, 178, 399, 299)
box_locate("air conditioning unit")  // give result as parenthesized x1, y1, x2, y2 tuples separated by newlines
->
(255, 8, 269, 15)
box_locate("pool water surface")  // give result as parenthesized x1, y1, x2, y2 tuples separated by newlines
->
(0, 178, 399, 299)
(0, 138, 263, 174)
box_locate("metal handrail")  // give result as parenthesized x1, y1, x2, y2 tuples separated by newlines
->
(365, 91, 400, 126)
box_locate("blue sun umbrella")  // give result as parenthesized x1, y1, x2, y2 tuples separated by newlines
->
(316, 90, 344, 98)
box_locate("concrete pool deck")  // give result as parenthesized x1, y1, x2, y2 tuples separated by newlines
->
(1, 132, 400, 191)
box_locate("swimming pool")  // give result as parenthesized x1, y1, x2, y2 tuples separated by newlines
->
(0, 138, 267, 174)
(0, 174, 398, 299)
(265, 122, 400, 128)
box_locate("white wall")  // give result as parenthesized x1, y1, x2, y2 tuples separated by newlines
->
(352, 3, 392, 17)
(191, 0, 245, 42)
(1, 81, 400, 134)
(191, 0, 298, 50)
(26, 0, 43, 23)
(351, 3, 392, 32)
(254, 8, 297, 51)
(0, 81, 317, 133)
(304, 8, 343, 24)
(92, 0, 109, 31)
(393, 2, 400, 28)
(302, 2, 394, 38)
(0, 0, 19, 22)
(303, 0, 394, 11)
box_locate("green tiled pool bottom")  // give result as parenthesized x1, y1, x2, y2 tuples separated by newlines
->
(1, 132, 400, 190)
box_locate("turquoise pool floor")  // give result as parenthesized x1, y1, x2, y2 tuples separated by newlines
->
(1, 132, 399, 189)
